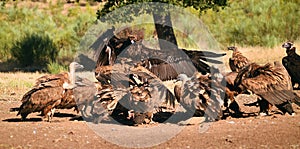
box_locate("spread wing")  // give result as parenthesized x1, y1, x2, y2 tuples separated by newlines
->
(115, 42, 225, 81)
(93, 29, 226, 82)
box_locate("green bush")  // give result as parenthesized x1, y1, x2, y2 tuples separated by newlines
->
(201, 0, 300, 47)
(11, 33, 58, 67)
(47, 61, 68, 74)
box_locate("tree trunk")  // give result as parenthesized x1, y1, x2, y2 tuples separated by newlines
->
(152, 11, 178, 50)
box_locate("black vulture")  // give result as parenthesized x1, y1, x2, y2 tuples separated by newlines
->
(234, 62, 300, 116)
(92, 27, 226, 82)
(281, 41, 300, 89)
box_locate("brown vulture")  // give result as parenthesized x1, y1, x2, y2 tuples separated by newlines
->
(234, 62, 300, 115)
(223, 71, 242, 116)
(89, 65, 176, 125)
(228, 46, 250, 72)
(281, 41, 300, 89)
(92, 27, 226, 83)
(17, 62, 84, 121)
(174, 67, 225, 121)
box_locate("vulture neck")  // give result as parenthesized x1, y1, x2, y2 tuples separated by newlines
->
(178, 74, 190, 90)
(63, 63, 77, 89)
(69, 64, 76, 86)
(286, 47, 296, 57)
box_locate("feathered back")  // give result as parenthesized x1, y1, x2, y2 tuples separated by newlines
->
(175, 71, 225, 120)
(234, 62, 297, 106)
(34, 72, 70, 88)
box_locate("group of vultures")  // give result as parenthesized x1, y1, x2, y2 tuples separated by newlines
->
(13, 27, 300, 125)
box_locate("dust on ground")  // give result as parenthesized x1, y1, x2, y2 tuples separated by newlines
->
(0, 99, 299, 149)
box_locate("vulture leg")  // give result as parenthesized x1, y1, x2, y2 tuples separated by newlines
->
(225, 88, 242, 117)
(21, 113, 28, 121)
(145, 112, 155, 124)
(81, 105, 90, 119)
(258, 98, 270, 116)
(47, 108, 56, 122)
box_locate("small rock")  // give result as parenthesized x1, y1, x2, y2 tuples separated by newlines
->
(227, 121, 235, 124)
(225, 138, 233, 143)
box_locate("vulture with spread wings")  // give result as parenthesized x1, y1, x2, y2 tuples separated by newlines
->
(92, 27, 226, 83)
(281, 41, 300, 89)
(234, 62, 300, 115)
(89, 64, 176, 125)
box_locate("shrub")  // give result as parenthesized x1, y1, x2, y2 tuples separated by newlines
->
(47, 61, 68, 74)
(11, 33, 58, 68)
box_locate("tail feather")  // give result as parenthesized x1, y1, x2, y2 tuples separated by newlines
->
(292, 93, 300, 106)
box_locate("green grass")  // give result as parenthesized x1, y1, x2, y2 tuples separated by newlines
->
(0, 72, 44, 101)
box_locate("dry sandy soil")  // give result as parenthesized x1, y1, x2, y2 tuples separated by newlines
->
(0, 98, 299, 149)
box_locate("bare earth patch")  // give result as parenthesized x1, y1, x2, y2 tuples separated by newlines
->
(0, 72, 300, 148)
(0, 100, 299, 148)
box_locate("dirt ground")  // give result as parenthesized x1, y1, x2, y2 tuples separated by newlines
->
(0, 98, 299, 149)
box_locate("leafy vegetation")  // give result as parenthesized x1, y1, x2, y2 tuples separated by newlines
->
(201, 0, 300, 47)
(11, 33, 58, 67)
(0, 0, 299, 73)
(0, 1, 96, 73)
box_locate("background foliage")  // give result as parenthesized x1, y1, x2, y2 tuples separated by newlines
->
(11, 33, 58, 68)
(0, 1, 96, 72)
(201, 0, 300, 47)
(0, 0, 299, 73)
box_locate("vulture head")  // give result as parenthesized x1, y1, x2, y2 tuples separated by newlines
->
(227, 46, 237, 51)
(282, 41, 293, 50)
(128, 34, 137, 44)
(176, 74, 191, 82)
(70, 62, 84, 70)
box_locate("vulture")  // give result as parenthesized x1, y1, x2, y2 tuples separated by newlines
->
(92, 27, 226, 83)
(17, 62, 84, 121)
(174, 67, 225, 121)
(17, 62, 102, 122)
(234, 62, 300, 115)
(89, 65, 176, 125)
(94, 33, 136, 84)
(223, 71, 242, 116)
(228, 46, 250, 72)
(281, 41, 300, 89)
